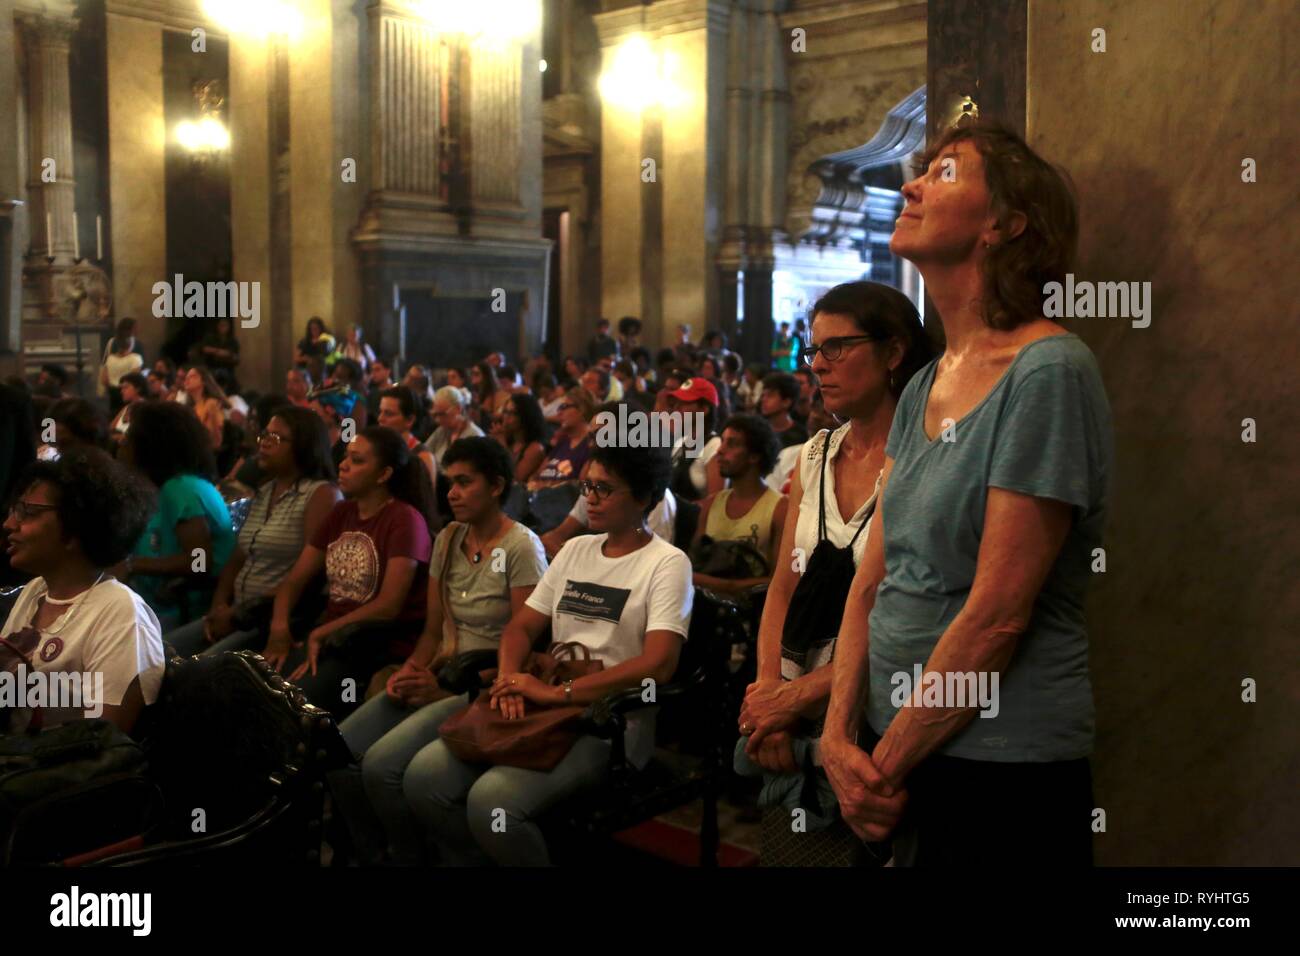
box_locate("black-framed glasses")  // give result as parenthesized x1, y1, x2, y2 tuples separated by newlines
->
(9, 500, 59, 522)
(578, 479, 621, 502)
(800, 334, 878, 364)
(258, 430, 288, 446)
(557, 402, 576, 412)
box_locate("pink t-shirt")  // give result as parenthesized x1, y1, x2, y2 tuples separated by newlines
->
(311, 499, 432, 625)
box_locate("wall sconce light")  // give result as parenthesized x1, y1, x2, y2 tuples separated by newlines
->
(178, 79, 229, 164)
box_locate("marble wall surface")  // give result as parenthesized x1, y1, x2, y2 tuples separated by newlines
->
(1028, 0, 1300, 865)
(780, 0, 926, 244)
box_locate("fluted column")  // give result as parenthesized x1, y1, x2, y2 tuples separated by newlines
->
(468, 41, 521, 205)
(370, 9, 442, 197)
(19, 12, 77, 274)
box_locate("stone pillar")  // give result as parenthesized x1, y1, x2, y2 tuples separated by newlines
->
(655, 0, 728, 344)
(19, 10, 77, 319)
(104, 6, 165, 345)
(594, 4, 650, 333)
(0, 6, 23, 364)
(468, 41, 522, 210)
(228, 30, 276, 395)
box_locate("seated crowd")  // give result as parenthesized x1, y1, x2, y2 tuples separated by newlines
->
(0, 306, 830, 864)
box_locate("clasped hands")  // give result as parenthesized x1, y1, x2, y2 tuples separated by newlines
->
(741, 678, 907, 841)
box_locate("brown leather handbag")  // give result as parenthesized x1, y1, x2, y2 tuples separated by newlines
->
(438, 642, 604, 771)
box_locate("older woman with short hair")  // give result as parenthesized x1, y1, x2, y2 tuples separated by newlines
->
(424, 385, 484, 471)
(821, 121, 1114, 867)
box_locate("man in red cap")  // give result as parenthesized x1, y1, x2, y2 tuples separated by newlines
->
(665, 377, 723, 500)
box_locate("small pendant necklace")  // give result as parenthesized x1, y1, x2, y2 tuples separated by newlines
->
(37, 571, 107, 636)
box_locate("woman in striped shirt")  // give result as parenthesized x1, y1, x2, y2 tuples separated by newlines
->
(166, 406, 340, 656)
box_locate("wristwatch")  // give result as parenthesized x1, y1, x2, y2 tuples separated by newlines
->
(563, 680, 574, 704)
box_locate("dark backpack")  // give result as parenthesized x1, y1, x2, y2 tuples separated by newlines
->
(0, 719, 158, 865)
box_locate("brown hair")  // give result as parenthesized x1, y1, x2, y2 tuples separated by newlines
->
(916, 121, 1079, 330)
(810, 281, 934, 400)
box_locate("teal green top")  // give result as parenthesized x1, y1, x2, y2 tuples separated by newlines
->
(868, 335, 1114, 762)
(132, 474, 235, 617)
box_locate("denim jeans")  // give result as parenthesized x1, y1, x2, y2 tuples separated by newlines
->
(331, 692, 468, 865)
(164, 618, 261, 658)
(403, 735, 610, 866)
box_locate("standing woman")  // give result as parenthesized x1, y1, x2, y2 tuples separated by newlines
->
(737, 281, 932, 865)
(182, 366, 228, 451)
(821, 122, 1114, 866)
(339, 323, 377, 376)
(262, 426, 436, 718)
(295, 316, 336, 383)
(99, 318, 144, 414)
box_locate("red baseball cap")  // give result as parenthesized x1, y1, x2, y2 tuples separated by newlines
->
(668, 377, 718, 407)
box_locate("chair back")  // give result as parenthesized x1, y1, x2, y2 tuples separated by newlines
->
(134, 651, 351, 841)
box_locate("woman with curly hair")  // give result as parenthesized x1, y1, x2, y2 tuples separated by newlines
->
(117, 401, 236, 630)
(1, 448, 162, 733)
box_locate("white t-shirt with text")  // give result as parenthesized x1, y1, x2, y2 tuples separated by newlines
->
(525, 533, 694, 767)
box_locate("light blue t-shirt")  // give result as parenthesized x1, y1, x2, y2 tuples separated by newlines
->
(868, 334, 1114, 762)
(132, 474, 235, 617)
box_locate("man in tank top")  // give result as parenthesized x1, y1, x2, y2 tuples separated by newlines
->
(690, 414, 787, 596)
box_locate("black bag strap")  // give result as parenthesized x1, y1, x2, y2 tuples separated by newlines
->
(817, 428, 871, 552)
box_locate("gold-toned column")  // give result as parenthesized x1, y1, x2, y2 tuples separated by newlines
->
(19, 11, 78, 320)
(104, 8, 165, 341)
(654, 0, 729, 339)
(467, 39, 522, 211)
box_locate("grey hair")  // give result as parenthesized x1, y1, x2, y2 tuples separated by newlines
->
(434, 385, 466, 411)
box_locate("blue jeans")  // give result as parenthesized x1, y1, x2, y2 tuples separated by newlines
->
(164, 618, 261, 657)
(403, 735, 610, 866)
(331, 692, 467, 865)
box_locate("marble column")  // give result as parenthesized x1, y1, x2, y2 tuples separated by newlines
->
(19, 11, 77, 319)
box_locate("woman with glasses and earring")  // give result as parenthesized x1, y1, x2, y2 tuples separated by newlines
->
(737, 280, 933, 866)
(166, 406, 341, 657)
(1, 448, 161, 734)
(404, 441, 692, 866)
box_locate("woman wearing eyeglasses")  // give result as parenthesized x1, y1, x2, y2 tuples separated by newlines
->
(738, 280, 933, 865)
(1, 448, 161, 733)
(527, 387, 595, 491)
(405, 442, 691, 865)
(165, 406, 341, 657)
